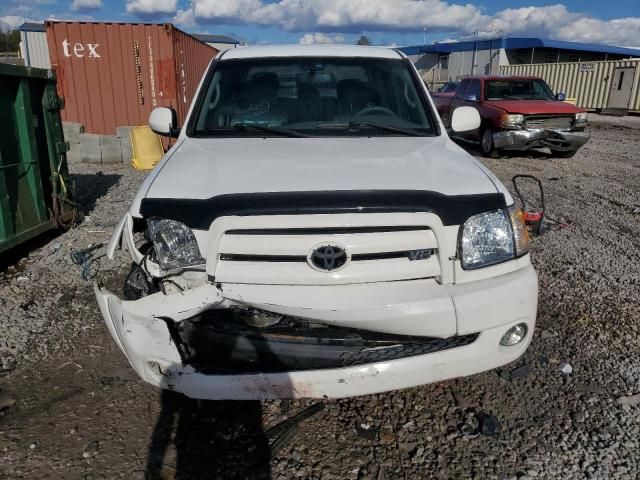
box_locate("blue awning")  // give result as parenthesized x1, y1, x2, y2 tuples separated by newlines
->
(399, 37, 640, 58)
(19, 22, 46, 32)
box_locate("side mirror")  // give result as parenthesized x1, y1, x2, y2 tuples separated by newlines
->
(149, 107, 180, 137)
(451, 106, 481, 133)
(464, 93, 479, 102)
(555, 92, 566, 101)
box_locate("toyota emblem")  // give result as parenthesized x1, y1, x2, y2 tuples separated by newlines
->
(308, 244, 349, 272)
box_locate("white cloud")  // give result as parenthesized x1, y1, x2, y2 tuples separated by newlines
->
(174, 8, 196, 27)
(174, 0, 640, 45)
(181, 0, 483, 32)
(126, 0, 177, 15)
(71, 0, 102, 11)
(485, 5, 640, 45)
(299, 32, 345, 45)
(0, 15, 32, 30)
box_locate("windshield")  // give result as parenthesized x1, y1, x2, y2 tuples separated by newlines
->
(485, 79, 555, 101)
(191, 57, 435, 137)
(439, 82, 458, 92)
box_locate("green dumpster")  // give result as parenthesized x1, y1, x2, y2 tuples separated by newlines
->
(0, 64, 75, 255)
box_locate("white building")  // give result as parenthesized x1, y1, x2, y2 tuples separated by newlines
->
(19, 22, 50, 69)
(400, 37, 640, 87)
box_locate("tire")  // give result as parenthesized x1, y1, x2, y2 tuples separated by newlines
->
(551, 149, 578, 158)
(480, 128, 499, 158)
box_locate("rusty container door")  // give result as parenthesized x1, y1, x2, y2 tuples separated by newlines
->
(45, 22, 217, 135)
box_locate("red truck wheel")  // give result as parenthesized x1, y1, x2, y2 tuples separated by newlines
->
(481, 128, 498, 158)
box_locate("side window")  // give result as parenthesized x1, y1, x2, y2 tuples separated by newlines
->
(466, 80, 481, 101)
(455, 79, 470, 99)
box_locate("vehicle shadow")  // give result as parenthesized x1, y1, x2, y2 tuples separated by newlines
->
(145, 321, 291, 480)
(146, 394, 271, 480)
(69, 173, 121, 214)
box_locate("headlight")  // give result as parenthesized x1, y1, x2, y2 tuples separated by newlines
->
(459, 206, 530, 270)
(500, 113, 524, 130)
(575, 112, 588, 124)
(147, 218, 204, 271)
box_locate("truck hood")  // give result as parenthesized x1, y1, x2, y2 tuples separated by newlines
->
(485, 99, 582, 115)
(139, 136, 499, 205)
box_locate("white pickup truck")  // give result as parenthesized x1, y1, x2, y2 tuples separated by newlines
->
(95, 45, 537, 400)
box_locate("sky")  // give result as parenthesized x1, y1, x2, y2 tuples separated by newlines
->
(1, 0, 639, 47)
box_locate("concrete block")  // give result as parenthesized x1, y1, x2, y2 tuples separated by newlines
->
(99, 134, 122, 164)
(99, 135, 121, 147)
(80, 144, 101, 164)
(66, 148, 82, 164)
(63, 122, 84, 135)
(120, 137, 133, 165)
(79, 133, 101, 164)
(65, 131, 81, 144)
(101, 144, 123, 164)
(116, 126, 134, 139)
(79, 133, 101, 147)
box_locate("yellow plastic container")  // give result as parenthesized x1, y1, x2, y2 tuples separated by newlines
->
(130, 126, 164, 170)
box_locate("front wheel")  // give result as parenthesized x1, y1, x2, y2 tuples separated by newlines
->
(550, 149, 578, 158)
(481, 128, 498, 158)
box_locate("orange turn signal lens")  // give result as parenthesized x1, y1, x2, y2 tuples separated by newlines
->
(508, 206, 530, 257)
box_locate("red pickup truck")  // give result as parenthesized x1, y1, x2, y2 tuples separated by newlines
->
(432, 76, 590, 158)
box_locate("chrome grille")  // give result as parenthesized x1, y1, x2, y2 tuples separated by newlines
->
(214, 221, 441, 285)
(524, 115, 574, 130)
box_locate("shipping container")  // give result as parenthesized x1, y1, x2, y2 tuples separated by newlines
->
(500, 59, 640, 113)
(0, 63, 74, 255)
(45, 21, 218, 135)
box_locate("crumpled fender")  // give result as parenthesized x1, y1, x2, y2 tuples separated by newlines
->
(106, 213, 143, 263)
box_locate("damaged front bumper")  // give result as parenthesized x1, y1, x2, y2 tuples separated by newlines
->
(493, 128, 590, 152)
(94, 265, 537, 400)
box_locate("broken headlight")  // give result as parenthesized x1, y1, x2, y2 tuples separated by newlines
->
(147, 218, 205, 271)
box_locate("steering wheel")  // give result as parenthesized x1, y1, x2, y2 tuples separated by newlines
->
(352, 106, 397, 119)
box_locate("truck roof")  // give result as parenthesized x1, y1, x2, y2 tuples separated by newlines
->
(221, 44, 403, 60)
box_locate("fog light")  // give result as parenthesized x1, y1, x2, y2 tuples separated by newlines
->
(500, 323, 528, 346)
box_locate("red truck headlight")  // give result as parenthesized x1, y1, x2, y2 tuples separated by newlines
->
(500, 113, 524, 130)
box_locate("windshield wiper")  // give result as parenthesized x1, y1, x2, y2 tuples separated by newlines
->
(233, 123, 309, 138)
(317, 122, 425, 137)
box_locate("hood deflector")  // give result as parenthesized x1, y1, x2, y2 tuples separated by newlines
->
(140, 190, 506, 228)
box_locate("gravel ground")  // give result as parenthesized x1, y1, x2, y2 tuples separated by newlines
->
(1, 121, 639, 480)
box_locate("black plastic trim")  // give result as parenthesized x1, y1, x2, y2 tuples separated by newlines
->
(140, 190, 506, 229)
(220, 254, 305, 262)
(225, 225, 430, 235)
(218, 249, 434, 263)
(352, 249, 433, 261)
